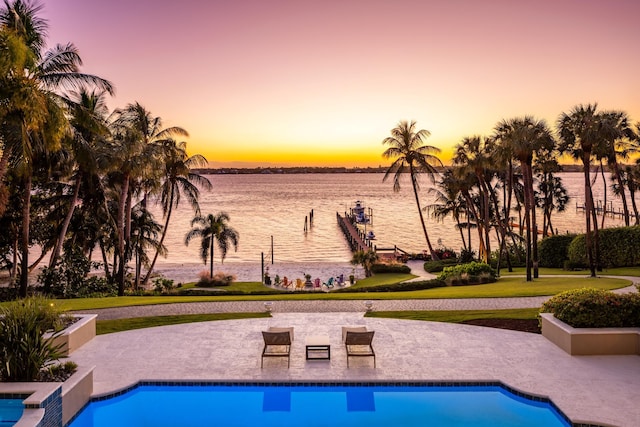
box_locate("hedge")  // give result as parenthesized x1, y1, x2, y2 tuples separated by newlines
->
(423, 259, 458, 273)
(333, 279, 446, 293)
(538, 234, 577, 268)
(371, 263, 411, 274)
(540, 288, 640, 328)
(567, 226, 640, 268)
(437, 262, 497, 285)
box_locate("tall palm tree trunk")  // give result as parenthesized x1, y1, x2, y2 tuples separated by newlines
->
(628, 181, 639, 225)
(521, 164, 535, 281)
(478, 178, 492, 259)
(19, 176, 32, 297)
(48, 177, 81, 270)
(527, 165, 540, 278)
(209, 236, 215, 278)
(599, 161, 607, 229)
(0, 149, 10, 217)
(143, 187, 174, 285)
(116, 175, 130, 295)
(582, 154, 596, 277)
(463, 191, 486, 261)
(611, 162, 630, 226)
(410, 167, 437, 260)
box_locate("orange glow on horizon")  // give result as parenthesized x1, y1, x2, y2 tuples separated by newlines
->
(43, 1, 640, 169)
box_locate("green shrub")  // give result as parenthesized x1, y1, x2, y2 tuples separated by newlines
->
(490, 242, 527, 268)
(424, 259, 457, 273)
(334, 278, 446, 293)
(437, 262, 497, 285)
(568, 226, 640, 268)
(540, 288, 640, 328)
(371, 263, 411, 274)
(37, 248, 116, 298)
(153, 277, 175, 294)
(0, 297, 66, 381)
(538, 234, 577, 268)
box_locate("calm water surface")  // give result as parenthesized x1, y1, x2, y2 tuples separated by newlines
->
(68, 384, 570, 427)
(150, 172, 627, 266)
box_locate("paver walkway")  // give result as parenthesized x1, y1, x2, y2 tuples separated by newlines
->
(75, 275, 638, 320)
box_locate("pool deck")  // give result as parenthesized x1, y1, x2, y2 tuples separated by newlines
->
(68, 312, 640, 427)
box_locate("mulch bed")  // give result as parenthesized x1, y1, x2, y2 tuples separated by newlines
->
(461, 319, 541, 334)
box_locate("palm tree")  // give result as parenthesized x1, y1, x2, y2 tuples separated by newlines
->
(619, 162, 640, 225)
(0, 0, 113, 296)
(591, 110, 635, 226)
(534, 156, 569, 236)
(452, 136, 493, 262)
(428, 169, 469, 251)
(129, 203, 163, 288)
(185, 212, 239, 278)
(142, 139, 212, 285)
(494, 116, 555, 281)
(350, 249, 379, 277)
(557, 104, 602, 277)
(107, 103, 186, 295)
(47, 89, 110, 270)
(382, 120, 443, 260)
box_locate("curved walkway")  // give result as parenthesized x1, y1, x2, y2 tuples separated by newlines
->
(75, 275, 638, 320)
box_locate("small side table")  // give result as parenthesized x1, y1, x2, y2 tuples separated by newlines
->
(305, 335, 331, 360)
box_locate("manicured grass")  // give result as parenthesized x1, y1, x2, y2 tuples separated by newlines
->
(95, 309, 536, 335)
(366, 308, 540, 323)
(53, 274, 631, 311)
(497, 266, 640, 277)
(96, 312, 270, 335)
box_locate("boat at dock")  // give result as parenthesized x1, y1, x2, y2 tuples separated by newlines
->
(351, 200, 371, 224)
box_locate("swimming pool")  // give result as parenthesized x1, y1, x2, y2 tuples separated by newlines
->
(0, 398, 24, 427)
(68, 382, 571, 427)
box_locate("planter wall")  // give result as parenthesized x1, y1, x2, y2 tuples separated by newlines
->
(540, 313, 640, 355)
(62, 366, 94, 425)
(47, 314, 96, 357)
(0, 382, 61, 427)
(0, 366, 94, 427)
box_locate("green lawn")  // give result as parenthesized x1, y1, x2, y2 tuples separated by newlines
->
(366, 308, 540, 323)
(95, 309, 540, 334)
(497, 266, 640, 277)
(52, 274, 632, 311)
(96, 312, 270, 335)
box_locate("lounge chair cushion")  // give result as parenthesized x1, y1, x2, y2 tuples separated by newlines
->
(268, 326, 294, 341)
(261, 331, 292, 368)
(342, 326, 367, 342)
(345, 331, 376, 367)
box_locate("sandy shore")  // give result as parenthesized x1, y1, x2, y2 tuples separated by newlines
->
(148, 261, 361, 284)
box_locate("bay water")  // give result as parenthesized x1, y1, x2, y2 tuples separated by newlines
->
(149, 172, 627, 268)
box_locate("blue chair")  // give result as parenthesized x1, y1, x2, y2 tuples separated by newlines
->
(323, 277, 335, 288)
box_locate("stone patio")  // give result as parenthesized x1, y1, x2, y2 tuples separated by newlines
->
(68, 312, 640, 427)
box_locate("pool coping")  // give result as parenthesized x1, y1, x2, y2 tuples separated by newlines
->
(65, 379, 601, 427)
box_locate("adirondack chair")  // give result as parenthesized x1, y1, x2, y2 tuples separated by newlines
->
(281, 277, 292, 289)
(323, 277, 335, 288)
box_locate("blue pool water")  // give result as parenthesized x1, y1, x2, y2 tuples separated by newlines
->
(0, 399, 24, 427)
(69, 383, 571, 427)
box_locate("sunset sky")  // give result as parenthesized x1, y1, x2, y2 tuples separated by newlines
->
(42, 0, 640, 167)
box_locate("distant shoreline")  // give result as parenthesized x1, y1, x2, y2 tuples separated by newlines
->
(194, 165, 592, 175)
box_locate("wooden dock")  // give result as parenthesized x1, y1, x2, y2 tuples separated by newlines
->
(336, 213, 372, 252)
(576, 200, 625, 218)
